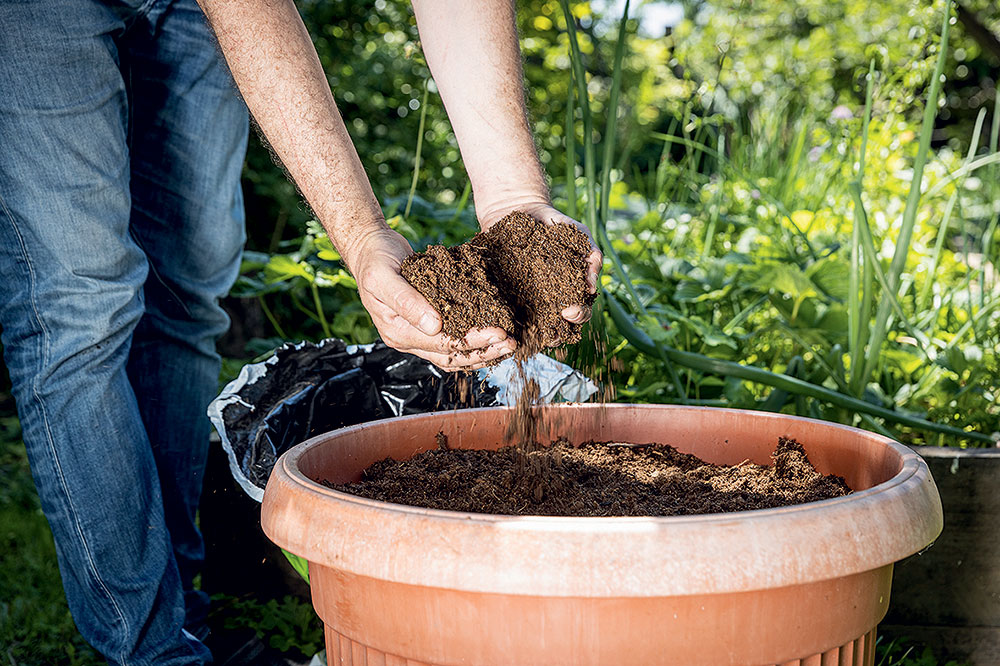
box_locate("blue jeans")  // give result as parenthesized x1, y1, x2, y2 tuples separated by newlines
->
(0, 0, 248, 663)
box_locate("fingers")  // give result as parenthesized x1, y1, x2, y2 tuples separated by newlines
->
(375, 268, 442, 336)
(412, 345, 515, 373)
(363, 295, 516, 367)
(367, 296, 513, 353)
(535, 211, 603, 294)
(462, 326, 511, 349)
(561, 303, 591, 324)
(586, 248, 602, 294)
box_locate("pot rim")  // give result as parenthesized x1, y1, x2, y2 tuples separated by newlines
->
(279, 409, 917, 524)
(263, 404, 943, 597)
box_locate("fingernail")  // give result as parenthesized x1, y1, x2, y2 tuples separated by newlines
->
(489, 333, 506, 344)
(418, 313, 438, 335)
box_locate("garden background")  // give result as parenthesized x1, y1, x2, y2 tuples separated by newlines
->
(2, 0, 998, 663)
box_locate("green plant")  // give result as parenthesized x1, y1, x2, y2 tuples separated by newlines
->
(212, 594, 324, 658)
(561, 0, 998, 445)
(875, 634, 969, 666)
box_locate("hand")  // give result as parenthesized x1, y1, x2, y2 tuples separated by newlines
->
(344, 226, 516, 371)
(478, 201, 603, 324)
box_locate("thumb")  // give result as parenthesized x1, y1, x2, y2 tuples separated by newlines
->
(383, 270, 441, 336)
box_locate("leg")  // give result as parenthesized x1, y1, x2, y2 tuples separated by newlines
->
(0, 2, 209, 664)
(124, 0, 249, 634)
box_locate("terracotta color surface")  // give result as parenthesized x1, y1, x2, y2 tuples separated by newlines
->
(261, 405, 943, 665)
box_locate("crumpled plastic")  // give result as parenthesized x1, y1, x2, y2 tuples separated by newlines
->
(208, 338, 597, 502)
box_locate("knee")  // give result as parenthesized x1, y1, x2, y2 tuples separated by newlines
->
(1, 267, 147, 392)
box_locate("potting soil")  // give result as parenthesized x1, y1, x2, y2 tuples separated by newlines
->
(401, 210, 594, 353)
(325, 436, 852, 517)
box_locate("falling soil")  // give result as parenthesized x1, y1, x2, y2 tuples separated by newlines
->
(324, 436, 852, 517)
(401, 210, 594, 353)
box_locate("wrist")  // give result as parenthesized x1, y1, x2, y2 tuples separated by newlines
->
(323, 214, 391, 275)
(474, 188, 552, 230)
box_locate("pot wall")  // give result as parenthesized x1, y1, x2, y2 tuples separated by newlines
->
(311, 565, 890, 666)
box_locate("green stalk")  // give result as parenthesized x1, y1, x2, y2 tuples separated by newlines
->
(559, 1, 598, 240)
(448, 181, 472, 223)
(565, 77, 578, 219)
(403, 81, 431, 220)
(310, 283, 332, 339)
(859, 4, 951, 391)
(848, 62, 875, 392)
(289, 292, 321, 330)
(983, 90, 1000, 306)
(992, 81, 1000, 154)
(606, 294, 992, 443)
(916, 106, 984, 313)
(258, 295, 287, 339)
(922, 151, 1000, 199)
(599, 0, 630, 227)
(851, 183, 933, 362)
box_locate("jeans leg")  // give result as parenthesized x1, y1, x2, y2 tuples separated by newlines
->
(124, 0, 249, 635)
(0, 2, 209, 664)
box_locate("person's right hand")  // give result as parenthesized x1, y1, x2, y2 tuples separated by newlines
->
(344, 226, 516, 371)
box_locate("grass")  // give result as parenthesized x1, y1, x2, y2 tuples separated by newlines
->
(0, 408, 322, 665)
(0, 416, 103, 666)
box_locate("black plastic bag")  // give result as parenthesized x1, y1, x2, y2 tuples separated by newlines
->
(208, 339, 497, 501)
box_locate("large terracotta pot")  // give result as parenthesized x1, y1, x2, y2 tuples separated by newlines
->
(261, 405, 942, 666)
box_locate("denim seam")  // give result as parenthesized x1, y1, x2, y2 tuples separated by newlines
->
(0, 193, 133, 664)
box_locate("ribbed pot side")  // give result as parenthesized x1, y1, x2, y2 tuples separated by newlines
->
(261, 405, 943, 666)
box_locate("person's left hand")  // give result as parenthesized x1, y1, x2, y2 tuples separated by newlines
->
(477, 201, 602, 325)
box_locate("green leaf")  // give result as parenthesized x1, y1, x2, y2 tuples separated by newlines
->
(806, 256, 851, 302)
(684, 315, 738, 349)
(264, 255, 314, 284)
(752, 263, 817, 300)
(638, 314, 677, 343)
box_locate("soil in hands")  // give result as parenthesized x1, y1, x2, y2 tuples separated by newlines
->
(400, 210, 594, 355)
(325, 436, 852, 517)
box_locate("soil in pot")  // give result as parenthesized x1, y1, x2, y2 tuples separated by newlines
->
(400, 210, 594, 353)
(323, 436, 852, 517)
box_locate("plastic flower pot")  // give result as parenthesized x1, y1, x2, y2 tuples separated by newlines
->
(261, 404, 942, 666)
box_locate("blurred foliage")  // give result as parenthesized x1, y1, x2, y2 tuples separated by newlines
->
(235, 0, 998, 446)
(244, 0, 999, 252)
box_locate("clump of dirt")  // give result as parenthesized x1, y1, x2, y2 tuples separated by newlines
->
(401, 210, 593, 353)
(324, 436, 852, 517)
(399, 244, 515, 340)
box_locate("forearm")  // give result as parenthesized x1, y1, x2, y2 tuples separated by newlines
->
(197, 0, 385, 270)
(410, 0, 550, 223)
